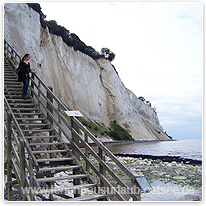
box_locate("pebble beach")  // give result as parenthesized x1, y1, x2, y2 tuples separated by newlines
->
(109, 156, 202, 201)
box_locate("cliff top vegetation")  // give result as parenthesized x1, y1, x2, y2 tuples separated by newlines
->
(27, 3, 115, 61)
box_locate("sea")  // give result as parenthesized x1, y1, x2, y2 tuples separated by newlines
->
(106, 139, 202, 161)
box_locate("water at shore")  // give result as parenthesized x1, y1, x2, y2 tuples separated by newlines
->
(106, 139, 202, 161)
(105, 139, 202, 201)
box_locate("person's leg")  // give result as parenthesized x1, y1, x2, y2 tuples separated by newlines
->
(22, 79, 29, 98)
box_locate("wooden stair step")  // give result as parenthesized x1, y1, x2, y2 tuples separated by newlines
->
(67, 194, 107, 201)
(29, 142, 63, 146)
(4, 89, 22, 92)
(18, 123, 50, 128)
(37, 157, 74, 164)
(24, 135, 58, 139)
(5, 91, 22, 95)
(4, 74, 16, 77)
(37, 174, 89, 183)
(6, 99, 33, 103)
(32, 149, 68, 154)
(5, 85, 22, 88)
(13, 112, 42, 116)
(11, 107, 39, 111)
(16, 117, 46, 121)
(36, 165, 81, 173)
(4, 83, 22, 86)
(9, 103, 36, 107)
(4, 77, 18, 80)
(5, 95, 24, 98)
(21, 128, 55, 133)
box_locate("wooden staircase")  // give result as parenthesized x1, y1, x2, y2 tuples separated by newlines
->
(4, 59, 106, 201)
(4, 40, 143, 201)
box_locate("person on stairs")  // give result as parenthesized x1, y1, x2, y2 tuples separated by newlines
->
(18, 53, 36, 99)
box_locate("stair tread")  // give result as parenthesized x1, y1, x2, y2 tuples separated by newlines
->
(13, 113, 42, 115)
(9, 103, 36, 106)
(32, 149, 68, 154)
(21, 128, 54, 133)
(29, 142, 63, 146)
(24, 135, 58, 139)
(37, 165, 81, 172)
(37, 157, 74, 163)
(16, 118, 46, 121)
(12, 108, 39, 111)
(7, 99, 33, 103)
(67, 194, 106, 201)
(37, 174, 89, 182)
(19, 123, 49, 126)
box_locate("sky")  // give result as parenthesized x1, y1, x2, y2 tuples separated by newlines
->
(40, 2, 203, 140)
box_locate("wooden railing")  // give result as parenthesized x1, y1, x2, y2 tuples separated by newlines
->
(4, 39, 142, 201)
(4, 97, 39, 201)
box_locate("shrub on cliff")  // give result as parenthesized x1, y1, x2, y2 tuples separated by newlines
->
(101, 48, 115, 61)
(138, 96, 145, 101)
(108, 121, 133, 141)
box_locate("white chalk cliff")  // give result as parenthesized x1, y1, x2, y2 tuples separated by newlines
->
(4, 3, 170, 141)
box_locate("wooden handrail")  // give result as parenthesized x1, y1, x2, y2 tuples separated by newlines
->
(4, 96, 39, 171)
(72, 117, 140, 181)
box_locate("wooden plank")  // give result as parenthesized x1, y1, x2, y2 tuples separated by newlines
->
(37, 165, 81, 173)
(36, 157, 74, 163)
(20, 129, 55, 133)
(13, 112, 42, 116)
(37, 174, 89, 183)
(18, 123, 50, 128)
(29, 142, 63, 147)
(19, 139, 26, 200)
(6, 112, 12, 201)
(11, 108, 39, 111)
(29, 157, 34, 200)
(16, 118, 46, 121)
(24, 135, 58, 139)
(32, 149, 68, 154)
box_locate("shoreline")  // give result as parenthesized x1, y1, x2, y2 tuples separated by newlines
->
(67, 139, 175, 149)
(114, 153, 202, 165)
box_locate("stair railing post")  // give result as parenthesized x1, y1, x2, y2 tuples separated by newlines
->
(57, 103, 61, 137)
(19, 139, 26, 201)
(37, 79, 41, 107)
(47, 86, 53, 126)
(98, 147, 106, 190)
(47, 86, 54, 155)
(46, 86, 54, 200)
(84, 133, 89, 172)
(71, 117, 80, 161)
(7, 111, 12, 201)
(28, 157, 34, 201)
(31, 73, 34, 98)
(71, 117, 81, 197)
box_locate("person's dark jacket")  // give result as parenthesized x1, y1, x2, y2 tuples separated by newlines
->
(18, 61, 31, 82)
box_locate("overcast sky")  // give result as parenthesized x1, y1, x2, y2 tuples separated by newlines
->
(40, 2, 203, 140)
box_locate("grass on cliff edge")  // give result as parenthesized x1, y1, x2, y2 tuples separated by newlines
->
(61, 110, 134, 141)
(79, 119, 134, 141)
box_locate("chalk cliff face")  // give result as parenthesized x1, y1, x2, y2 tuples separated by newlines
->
(4, 3, 170, 140)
